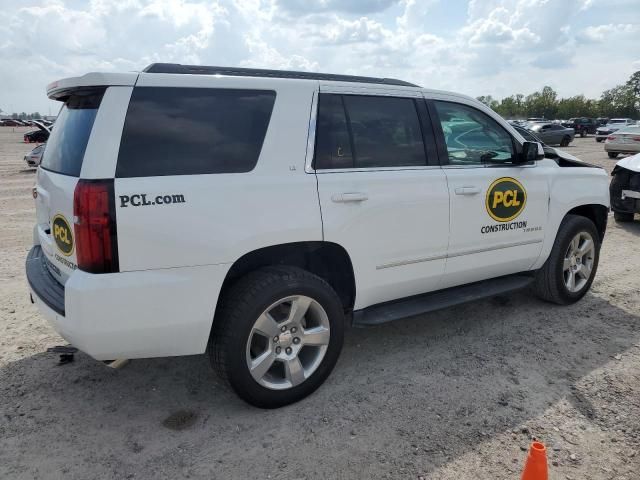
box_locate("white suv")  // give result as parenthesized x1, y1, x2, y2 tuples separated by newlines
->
(27, 64, 610, 408)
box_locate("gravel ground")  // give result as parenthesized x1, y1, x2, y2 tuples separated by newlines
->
(0, 129, 639, 480)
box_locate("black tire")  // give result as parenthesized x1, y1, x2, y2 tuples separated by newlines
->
(608, 152, 619, 159)
(209, 266, 344, 408)
(595, 138, 602, 143)
(614, 211, 634, 222)
(560, 136, 570, 147)
(580, 129, 586, 138)
(533, 215, 601, 305)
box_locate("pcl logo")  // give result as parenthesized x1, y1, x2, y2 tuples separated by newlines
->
(485, 177, 527, 222)
(52, 214, 74, 256)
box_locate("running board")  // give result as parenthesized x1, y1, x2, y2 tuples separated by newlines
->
(352, 274, 534, 327)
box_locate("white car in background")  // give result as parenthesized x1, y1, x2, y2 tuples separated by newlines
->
(24, 143, 45, 168)
(604, 125, 640, 158)
(596, 118, 637, 142)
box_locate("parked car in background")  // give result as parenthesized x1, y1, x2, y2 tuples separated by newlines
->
(610, 152, 640, 222)
(526, 117, 546, 123)
(1, 119, 23, 126)
(595, 118, 637, 142)
(24, 143, 45, 168)
(23, 121, 50, 143)
(513, 125, 582, 163)
(528, 122, 575, 146)
(596, 118, 609, 126)
(563, 118, 597, 137)
(604, 125, 640, 158)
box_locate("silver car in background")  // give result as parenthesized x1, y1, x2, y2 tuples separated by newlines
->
(24, 143, 45, 168)
(528, 122, 575, 147)
(605, 125, 640, 158)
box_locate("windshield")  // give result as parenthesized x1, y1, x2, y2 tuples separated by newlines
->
(610, 119, 627, 124)
(40, 89, 104, 176)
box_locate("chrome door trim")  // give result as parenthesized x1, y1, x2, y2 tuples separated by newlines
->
(447, 238, 542, 259)
(376, 253, 447, 270)
(304, 90, 318, 174)
(376, 239, 543, 270)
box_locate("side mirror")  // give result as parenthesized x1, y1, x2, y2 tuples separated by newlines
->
(519, 141, 544, 163)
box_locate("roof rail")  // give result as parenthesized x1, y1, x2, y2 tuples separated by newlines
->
(143, 63, 419, 88)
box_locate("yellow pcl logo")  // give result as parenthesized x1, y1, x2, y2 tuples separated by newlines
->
(52, 214, 74, 256)
(485, 177, 527, 222)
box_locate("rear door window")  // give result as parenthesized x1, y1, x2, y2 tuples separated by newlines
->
(40, 90, 105, 177)
(116, 87, 276, 177)
(314, 93, 427, 169)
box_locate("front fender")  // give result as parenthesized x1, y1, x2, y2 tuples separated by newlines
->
(532, 167, 609, 270)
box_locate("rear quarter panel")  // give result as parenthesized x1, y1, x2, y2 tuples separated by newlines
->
(115, 76, 322, 271)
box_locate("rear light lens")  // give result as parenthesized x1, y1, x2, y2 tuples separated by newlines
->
(607, 136, 616, 141)
(73, 179, 119, 274)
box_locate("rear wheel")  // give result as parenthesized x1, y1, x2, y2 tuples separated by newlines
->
(560, 136, 570, 147)
(608, 152, 619, 159)
(533, 215, 600, 305)
(614, 211, 634, 222)
(595, 138, 602, 143)
(580, 129, 586, 138)
(209, 266, 344, 408)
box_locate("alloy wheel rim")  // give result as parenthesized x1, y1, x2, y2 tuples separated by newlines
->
(563, 231, 595, 293)
(245, 295, 330, 390)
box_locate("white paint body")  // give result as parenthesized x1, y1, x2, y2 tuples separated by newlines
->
(616, 152, 640, 173)
(30, 70, 610, 360)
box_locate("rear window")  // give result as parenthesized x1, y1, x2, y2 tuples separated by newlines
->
(40, 90, 104, 177)
(116, 87, 276, 177)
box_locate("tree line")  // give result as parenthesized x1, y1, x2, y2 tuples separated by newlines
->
(477, 71, 640, 120)
(7, 112, 44, 120)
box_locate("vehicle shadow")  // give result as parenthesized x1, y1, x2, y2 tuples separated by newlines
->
(1, 291, 638, 479)
(611, 217, 640, 235)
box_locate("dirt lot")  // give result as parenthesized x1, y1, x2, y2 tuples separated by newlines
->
(0, 129, 639, 480)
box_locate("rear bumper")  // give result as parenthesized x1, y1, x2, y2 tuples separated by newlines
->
(605, 143, 640, 154)
(27, 245, 231, 360)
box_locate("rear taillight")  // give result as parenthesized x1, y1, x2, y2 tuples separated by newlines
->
(73, 179, 119, 274)
(607, 136, 616, 141)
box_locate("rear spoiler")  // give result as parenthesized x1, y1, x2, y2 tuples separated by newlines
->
(47, 72, 139, 100)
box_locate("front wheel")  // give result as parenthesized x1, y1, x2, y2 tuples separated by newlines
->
(209, 266, 344, 408)
(608, 152, 619, 159)
(533, 215, 601, 305)
(560, 136, 570, 147)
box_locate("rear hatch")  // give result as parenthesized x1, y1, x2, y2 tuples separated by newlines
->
(35, 89, 105, 284)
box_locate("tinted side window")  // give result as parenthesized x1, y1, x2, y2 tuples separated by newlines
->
(116, 88, 276, 177)
(433, 101, 515, 165)
(314, 94, 427, 169)
(344, 95, 426, 168)
(41, 90, 104, 177)
(314, 94, 354, 169)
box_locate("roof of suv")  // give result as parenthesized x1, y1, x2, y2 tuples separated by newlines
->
(142, 63, 420, 88)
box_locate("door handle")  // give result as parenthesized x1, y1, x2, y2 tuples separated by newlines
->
(454, 186, 481, 195)
(331, 192, 369, 203)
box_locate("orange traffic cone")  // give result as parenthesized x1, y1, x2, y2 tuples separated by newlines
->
(521, 441, 548, 480)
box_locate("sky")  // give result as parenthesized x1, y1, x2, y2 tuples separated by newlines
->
(0, 0, 639, 114)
